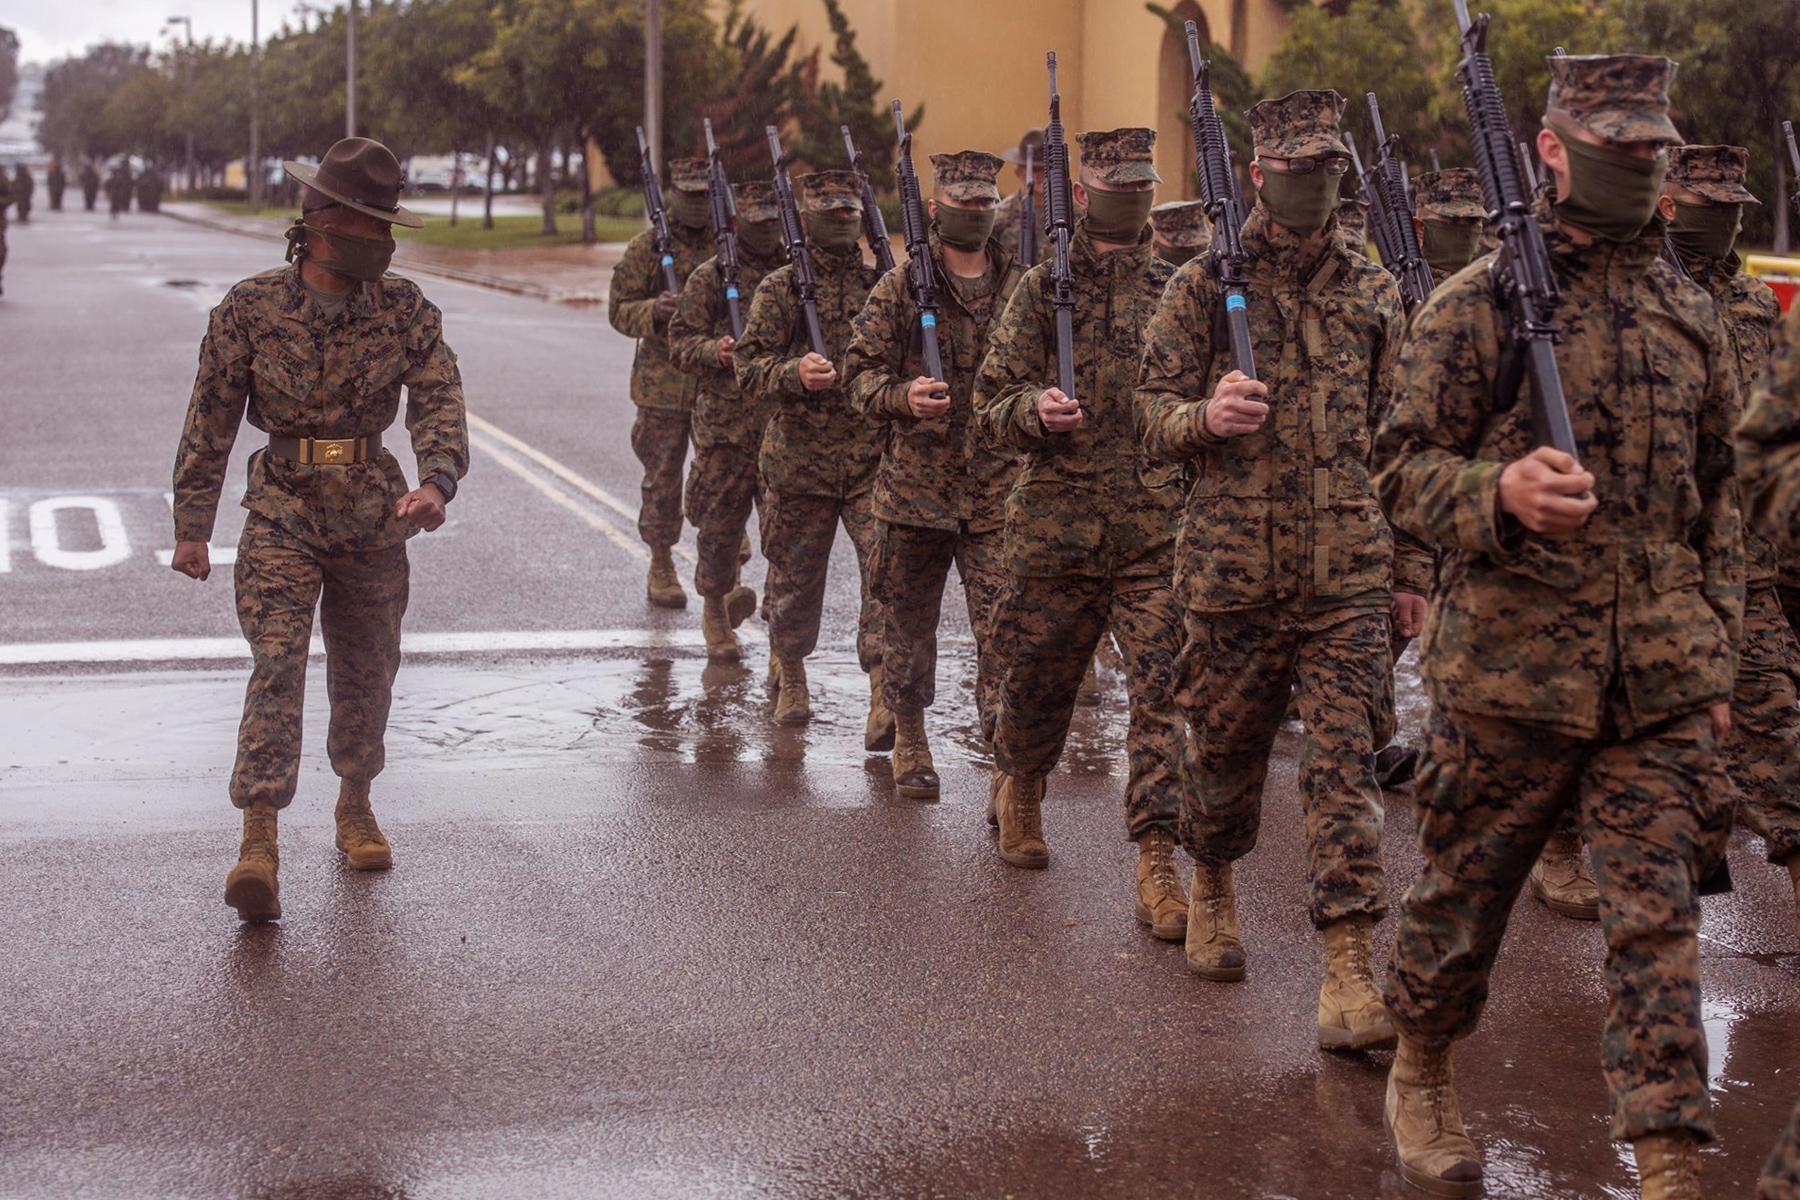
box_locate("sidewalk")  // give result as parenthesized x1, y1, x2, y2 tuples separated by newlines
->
(161, 202, 625, 306)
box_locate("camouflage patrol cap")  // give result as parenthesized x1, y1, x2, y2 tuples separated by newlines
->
(930, 151, 1004, 202)
(1075, 128, 1162, 185)
(1337, 196, 1369, 240)
(1545, 54, 1681, 146)
(668, 157, 709, 194)
(1413, 168, 1486, 220)
(1248, 90, 1347, 160)
(1667, 144, 1760, 204)
(1149, 199, 1210, 247)
(800, 169, 864, 214)
(733, 179, 781, 223)
(1002, 128, 1046, 166)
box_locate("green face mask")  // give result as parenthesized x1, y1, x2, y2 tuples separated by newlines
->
(1421, 219, 1483, 274)
(1668, 200, 1742, 262)
(1155, 241, 1199, 267)
(1084, 187, 1154, 243)
(1550, 126, 1668, 243)
(805, 210, 864, 251)
(669, 191, 711, 230)
(301, 222, 396, 282)
(936, 206, 996, 252)
(738, 219, 784, 259)
(1257, 167, 1341, 235)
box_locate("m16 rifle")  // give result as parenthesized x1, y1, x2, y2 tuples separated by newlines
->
(1184, 20, 1256, 378)
(891, 99, 947, 399)
(703, 118, 744, 338)
(1345, 133, 1398, 264)
(766, 125, 827, 358)
(635, 125, 680, 295)
(1785, 120, 1799, 224)
(843, 126, 896, 274)
(1366, 92, 1436, 311)
(1043, 52, 1078, 404)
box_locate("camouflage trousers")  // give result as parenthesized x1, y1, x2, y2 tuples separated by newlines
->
(630, 406, 691, 550)
(1179, 610, 1394, 928)
(1764, 1098, 1800, 1199)
(1385, 706, 1732, 1142)
(684, 440, 761, 600)
(1725, 586, 1800, 862)
(230, 514, 409, 810)
(763, 488, 882, 672)
(871, 521, 1005, 737)
(990, 574, 1185, 839)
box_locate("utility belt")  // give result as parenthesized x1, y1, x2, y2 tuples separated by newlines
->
(266, 432, 383, 465)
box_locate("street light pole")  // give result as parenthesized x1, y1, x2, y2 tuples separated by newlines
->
(165, 16, 195, 195)
(644, 0, 662, 176)
(345, 0, 357, 138)
(249, 0, 261, 211)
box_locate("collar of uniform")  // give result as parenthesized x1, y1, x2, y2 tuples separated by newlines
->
(1240, 204, 1348, 279)
(809, 241, 866, 270)
(283, 261, 373, 323)
(1537, 201, 1665, 277)
(926, 228, 1015, 315)
(1682, 248, 1746, 294)
(1071, 217, 1153, 273)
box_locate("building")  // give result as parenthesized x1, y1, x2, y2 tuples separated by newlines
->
(730, 0, 1294, 199)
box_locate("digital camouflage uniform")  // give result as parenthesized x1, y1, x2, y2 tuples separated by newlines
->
(12, 166, 32, 222)
(1666, 145, 1799, 865)
(172, 265, 468, 810)
(1150, 199, 1210, 269)
(608, 158, 714, 552)
(734, 171, 885, 671)
(971, 128, 1187, 841)
(1336, 196, 1369, 253)
(1138, 90, 1422, 930)
(47, 162, 65, 211)
(844, 151, 1023, 738)
(1373, 57, 1743, 1143)
(80, 163, 100, 211)
(667, 181, 788, 602)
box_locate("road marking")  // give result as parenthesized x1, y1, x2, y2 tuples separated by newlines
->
(470, 431, 649, 562)
(29, 496, 131, 571)
(0, 627, 763, 666)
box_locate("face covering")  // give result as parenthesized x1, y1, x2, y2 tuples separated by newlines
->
(936, 206, 996, 252)
(738, 219, 784, 258)
(1084, 188, 1154, 243)
(1549, 124, 1668, 242)
(1668, 200, 1742, 262)
(288, 218, 396, 282)
(1256, 167, 1341, 235)
(670, 191, 711, 230)
(1155, 241, 1199, 267)
(804, 210, 864, 251)
(1421, 220, 1483, 273)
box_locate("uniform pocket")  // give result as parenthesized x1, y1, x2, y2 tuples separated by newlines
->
(253, 345, 318, 404)
(1177, 494, 1276, 608)
(1314, 497, 1393, 599)
(1646, 541, 1704, 594)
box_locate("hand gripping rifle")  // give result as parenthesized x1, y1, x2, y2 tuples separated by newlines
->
(635, 125, 680, 295)
(1043, 52, 1078, 405)
(767, 125, 828, 359)
(1344, 132, 1400, 266)
(1020, 143, 1039, 265)
(1453, 0, 1578, 462)
(892, 99, 947, 400)
(843, 125, 897, 274)
(703, 118, 744, 339)
(1367, 92, 1437, 311)
(1185, 20, 1256, 379)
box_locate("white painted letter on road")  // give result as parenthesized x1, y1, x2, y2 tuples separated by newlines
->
(29, 497, 132, 571)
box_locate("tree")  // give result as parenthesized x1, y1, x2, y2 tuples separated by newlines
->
(697, 5, 800, 180)
(0, 26, 18, 124)
(1145, 4, 1257, 189)
(362, 0, 497, 162)
(581, 0, 725, 189)
(1259, 0, 1439, 164)
(784, 0, 919, 190)
(40, 44, 155, 161)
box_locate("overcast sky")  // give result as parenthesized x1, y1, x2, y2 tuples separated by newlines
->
(2, 0, 321, 65)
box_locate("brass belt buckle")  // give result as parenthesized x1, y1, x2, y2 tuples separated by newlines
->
(301, 436, 361, 465)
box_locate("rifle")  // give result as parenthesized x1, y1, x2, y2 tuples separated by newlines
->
(1453, 0, 1578, 463)
(1020, 143, 1039, 266)
(1184, 20, 1256, 378)
(635, 125, 680, 295)
(843, 126, 897, 274)
(1043, 52, 1078, 404)
(703, 118, 744, 339)
(766, 125, 828, 359)
(1429, 148, 1442, 173)
(1345, 133, 1399, 265)
(1366, 92, 1437, 311)
(891, 99, 947, 400)
(1785, 120, 1799, 223)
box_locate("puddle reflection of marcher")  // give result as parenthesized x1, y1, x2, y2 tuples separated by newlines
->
(626, 658, 682, 754)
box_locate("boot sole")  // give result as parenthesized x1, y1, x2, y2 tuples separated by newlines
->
(225, 872, 281, 922)
(725, 587, 757, 628)
(338, 845, 393, 871)
(706, 644, 743, 663)
(1397, 1161, 1484, 1198)
(1187, 957, 1246, 982)
(1134, 902, 1186, 941)
(647, 591, 688, 610)
(999, 848, 1049, 869)
(896, 780, 940, 801)
(776, 711, 812, 725)
(1529, 876, 1600, 921)
(1319, 1019, 1398, 1051)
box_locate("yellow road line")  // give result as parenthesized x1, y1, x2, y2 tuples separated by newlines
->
(470, 432, 649, 562)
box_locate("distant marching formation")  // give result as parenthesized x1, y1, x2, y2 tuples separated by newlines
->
(159, 1, 1800, 1195)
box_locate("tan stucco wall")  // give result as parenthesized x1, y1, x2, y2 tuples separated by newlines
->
(727, 0, 1292, 200)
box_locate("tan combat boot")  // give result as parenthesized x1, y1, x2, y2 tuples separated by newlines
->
(224, 804, 281, 922)
(1633, 1131, 1702, 1200)
(995, 773, 1049, 868)
(1386, 1035, 1483, 1197)
(1530, 826, 1600, 920)
(335, 779, 393, 871)
(1185, 863, 1245, 980)
(986, 763, 1002, 827)
(726, 583, 758, 629)
(864, 663, 896, 753)
(1134, 829, 1188, 941)
(1786, 856, 1800, 944)
(765, 656, 782, 694)
(702, 595, 741, 662)
(774, 655, 811, 724)
(891, 710, 940, 800)
(1318, 915, 1397, 1051)
(646, 546, 687, 609)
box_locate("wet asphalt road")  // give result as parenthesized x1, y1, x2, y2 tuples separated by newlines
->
(3, 210, 1799, 1199)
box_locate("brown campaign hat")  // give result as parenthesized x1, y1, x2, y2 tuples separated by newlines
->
(1150, 199, 1210, 247)
(930, 151, 1004, 202)
(1667, 144, 1760, 205)
(668, 157, 710, 194)
(1248, 90, 1347, 160)
(1076, 128, 1161, 186)
(1545, 54, 1681, 146)
(800, 170, 864, 214)
(283, 137, 423, 228)
(1001, 128, 1046, 166)
(1413, 168, 1486, 220)
(733, 179, 781, 223)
